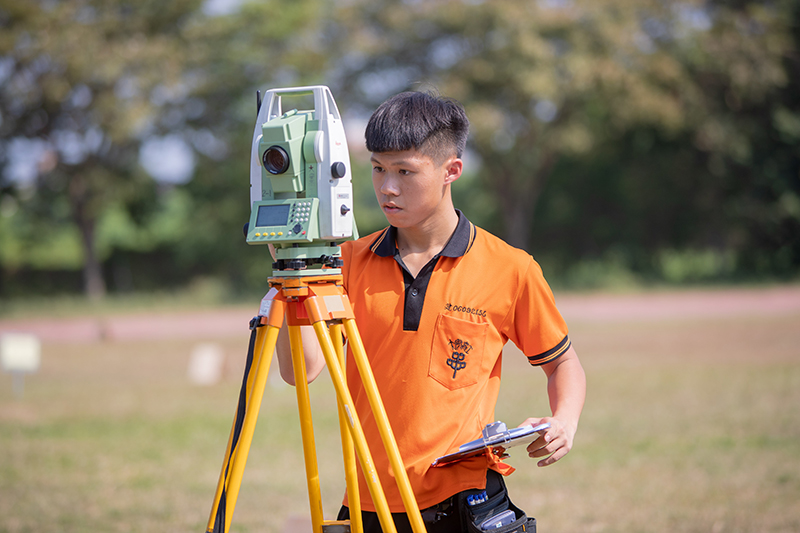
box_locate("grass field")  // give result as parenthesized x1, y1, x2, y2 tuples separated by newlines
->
(1, 287, 799, 532)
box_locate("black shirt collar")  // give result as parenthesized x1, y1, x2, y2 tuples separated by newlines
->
(369, 209, 475, 259)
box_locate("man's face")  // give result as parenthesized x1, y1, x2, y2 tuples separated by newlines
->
(370, 148, 461, 229)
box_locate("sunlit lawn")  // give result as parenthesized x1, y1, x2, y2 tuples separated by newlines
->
(1, 292, 799, 532)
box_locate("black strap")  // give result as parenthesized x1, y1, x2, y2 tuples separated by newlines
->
(211, 317, 262, 532)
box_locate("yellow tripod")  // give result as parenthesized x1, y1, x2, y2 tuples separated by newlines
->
(206, 273, 427, 533)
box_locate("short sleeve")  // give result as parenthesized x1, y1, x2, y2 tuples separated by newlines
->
(506, 257, 571, 366)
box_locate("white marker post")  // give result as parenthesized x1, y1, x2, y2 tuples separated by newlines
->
(0, 333, 42, 398)
(188, 343, 226, 386)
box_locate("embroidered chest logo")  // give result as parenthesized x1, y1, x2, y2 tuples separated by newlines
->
(446, 338, 473, 379)
(444, 303, 487, 318)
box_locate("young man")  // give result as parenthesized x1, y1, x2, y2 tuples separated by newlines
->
(277, 91, 586, 533)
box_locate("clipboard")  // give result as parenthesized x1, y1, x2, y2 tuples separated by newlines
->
(431, 421, 550, 467)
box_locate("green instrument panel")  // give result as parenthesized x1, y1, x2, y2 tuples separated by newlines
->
(246, 198, 319, 244)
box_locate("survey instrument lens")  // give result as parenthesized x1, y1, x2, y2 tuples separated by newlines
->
(263, 146, 290, 174)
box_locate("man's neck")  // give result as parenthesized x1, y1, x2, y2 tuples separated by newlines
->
(395, 208, 459, 277)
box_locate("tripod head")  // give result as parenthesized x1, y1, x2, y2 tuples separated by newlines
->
(244, 86, 358, 276)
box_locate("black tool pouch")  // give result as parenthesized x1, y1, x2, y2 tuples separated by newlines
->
(459, 474, 537, 533)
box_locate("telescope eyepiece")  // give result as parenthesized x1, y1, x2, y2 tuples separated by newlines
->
(263, 146, 290, 175)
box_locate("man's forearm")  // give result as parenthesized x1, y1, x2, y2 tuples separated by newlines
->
(546, 347, 586, 431)
(276, 321, 326, 385)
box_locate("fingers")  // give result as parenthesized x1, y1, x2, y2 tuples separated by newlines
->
(536, 445, 569, 467)
(528, 433, 570, 466)
(517, 417, 545, 429)
(525, 419, 573, 467)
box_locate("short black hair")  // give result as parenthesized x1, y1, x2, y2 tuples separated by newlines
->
(365, 91, 469, 163)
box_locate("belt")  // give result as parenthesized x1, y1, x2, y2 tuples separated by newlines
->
(420, 494, 458, 525)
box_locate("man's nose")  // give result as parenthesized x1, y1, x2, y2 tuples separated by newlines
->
(379, 175, 400, 196)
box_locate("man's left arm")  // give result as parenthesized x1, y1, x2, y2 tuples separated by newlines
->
(520, 345, 586, 467)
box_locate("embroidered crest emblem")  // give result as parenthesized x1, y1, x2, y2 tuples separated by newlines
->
(446, 338, 473, 379)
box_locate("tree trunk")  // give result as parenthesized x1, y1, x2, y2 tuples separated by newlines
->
(77, 218, 106, 300)
(494, 152, 557, 252)
(500, 197, 535, 250)
(69, 174, 106, 300)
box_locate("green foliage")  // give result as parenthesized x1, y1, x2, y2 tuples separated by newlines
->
(656, 248, 737, 284)
(1, 0, 798, 297)
(0, 0, 333, 297)
(326, 0, 799, 276)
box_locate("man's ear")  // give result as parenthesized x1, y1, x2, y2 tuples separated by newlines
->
(443, 158, 463, 185)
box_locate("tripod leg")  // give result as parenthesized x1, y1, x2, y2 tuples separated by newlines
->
(343, 318, 427, 533)
(288, 323, 325, 533)
(331, 323, 363, 533)
(223, 323, 278, 532)
(212, 323, 279, 533)
(310, 320, 399, 533)
(206, 320, 271, 532)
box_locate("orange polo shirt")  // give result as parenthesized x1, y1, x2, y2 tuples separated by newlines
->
(340, 210, 570, 512)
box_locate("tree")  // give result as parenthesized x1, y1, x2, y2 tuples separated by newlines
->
(0, 1, 205, 298)
(325, 0, 795, 256)
(678, 0, 800, 277)
(531, 0, 800, 282)
(0, 0, 330, 298)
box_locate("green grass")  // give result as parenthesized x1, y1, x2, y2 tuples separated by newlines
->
(1, 295, 799, 532)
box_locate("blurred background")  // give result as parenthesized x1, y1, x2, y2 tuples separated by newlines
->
(1, 0, 798, 300)
(1, 1, 799, 532)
